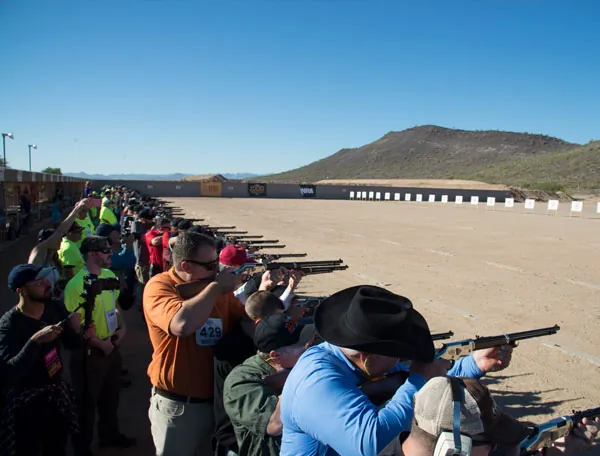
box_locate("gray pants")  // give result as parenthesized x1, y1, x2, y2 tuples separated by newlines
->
(148, 388, 214, 456)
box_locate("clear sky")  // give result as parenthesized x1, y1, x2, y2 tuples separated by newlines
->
(1, 0, 599, 175)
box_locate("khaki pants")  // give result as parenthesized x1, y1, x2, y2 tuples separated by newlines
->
(149, 389, 214, 456)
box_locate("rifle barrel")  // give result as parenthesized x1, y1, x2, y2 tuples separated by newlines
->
(242, 240, 279, 244)
(474, 325, 560, 350)
(301, 265, 349, 275)
(267, 259, 344, 270)
(432, 331, 454, 341)
(228, 235, 264, 239)
(254, 245, 286, 249)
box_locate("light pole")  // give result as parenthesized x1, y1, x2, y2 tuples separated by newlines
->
(2, 132, 14, 168)
(28, 144, 37, 172)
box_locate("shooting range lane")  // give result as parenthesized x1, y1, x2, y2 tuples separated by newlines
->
(170, 197, 600, 426)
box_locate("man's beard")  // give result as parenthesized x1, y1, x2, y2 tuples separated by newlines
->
(29, 288, 52, 303)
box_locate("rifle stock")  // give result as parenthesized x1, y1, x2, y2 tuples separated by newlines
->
(520, 407, 600, 454)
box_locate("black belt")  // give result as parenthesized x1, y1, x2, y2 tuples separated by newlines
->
(154, 387, 212, 404)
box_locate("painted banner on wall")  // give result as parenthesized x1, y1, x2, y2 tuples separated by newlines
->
(248, 183, 267, 197)
(299, 184, 316, 197)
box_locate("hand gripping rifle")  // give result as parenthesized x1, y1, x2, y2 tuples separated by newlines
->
(520, 407, 600, 454)
(436, 325, 560, 360)
(262, 330, 455, 399)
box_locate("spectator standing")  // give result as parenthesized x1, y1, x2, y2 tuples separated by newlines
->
(64, 236, 135, 455)
(0, 264, 85, 455)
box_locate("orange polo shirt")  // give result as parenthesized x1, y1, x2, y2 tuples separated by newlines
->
(143, 268, 245, 399)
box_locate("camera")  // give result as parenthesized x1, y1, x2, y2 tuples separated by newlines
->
(83, 274, 120, 296)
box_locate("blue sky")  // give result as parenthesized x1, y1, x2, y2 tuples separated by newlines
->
(1, 0, 599, 175)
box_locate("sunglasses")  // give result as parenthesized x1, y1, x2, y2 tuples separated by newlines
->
(184, 258, 219, 271)
(92, 247, 112, 254)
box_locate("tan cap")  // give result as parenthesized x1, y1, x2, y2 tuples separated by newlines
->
(414, 377, 529, 446)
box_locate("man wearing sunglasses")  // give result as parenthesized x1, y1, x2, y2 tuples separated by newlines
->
(64, 235, 135, 455)
(143, 231, 248, 456)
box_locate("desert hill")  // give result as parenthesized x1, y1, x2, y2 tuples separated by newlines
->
(262, 125, 594, 189)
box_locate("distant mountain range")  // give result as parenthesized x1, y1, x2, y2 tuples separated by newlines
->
(64, 172, 259, 181)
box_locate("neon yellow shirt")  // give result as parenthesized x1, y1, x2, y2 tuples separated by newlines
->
(64, 268, 121, 339)
(74, 216, 95, 246)
(58, 238, 85, 278)
(100, 206, 118, 225)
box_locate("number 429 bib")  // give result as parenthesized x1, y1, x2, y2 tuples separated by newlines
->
(195, 318, 223, 346)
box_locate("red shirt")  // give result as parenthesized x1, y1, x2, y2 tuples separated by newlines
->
(162, 231, 172, 266)
(145, 228, 165, 269)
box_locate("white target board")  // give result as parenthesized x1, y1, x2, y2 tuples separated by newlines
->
(571, 201, 583, 213)
(375, 192, 381, 201)
(441, 195, 448, 203)
(384, 192, 391, 201)
(394, 193, 401, 201)
(361, 192, 367, 199)
(368, 192, 374, 200)
(505, 198, 515, 208)
(486, 197, 496, 206)
(147, 184, 153, 189)
(470, 196, 479, 205)
(416, 194, 423, 202)
(524, 199, 536, 210)
(455, 195, 463, 205)
(597, 202, 600, 214)
(405, 193, 411, 201)
(547, 200, 559, 211)
(349, 191, 355, 200)
(428, 194, 435, 203)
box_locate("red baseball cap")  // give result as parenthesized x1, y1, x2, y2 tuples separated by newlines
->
(219, 245, 257, 267)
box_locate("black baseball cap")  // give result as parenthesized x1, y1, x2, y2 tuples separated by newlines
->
(65, 223, 84, 235)
(178, 219, 194, 230)
(95, 223, 120, 237)
(138, 208, 153, 220)
(8, 264, 46, 291)
(254, 314, 316, 353)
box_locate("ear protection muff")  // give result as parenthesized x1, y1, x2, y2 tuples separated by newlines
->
(433, 377, 473, 456)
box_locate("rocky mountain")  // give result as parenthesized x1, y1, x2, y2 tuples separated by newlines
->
(262, 125, 583, 189)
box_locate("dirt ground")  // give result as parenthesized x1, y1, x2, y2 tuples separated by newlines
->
(178, 197, 600, 425)
(2, 196, 599, 455)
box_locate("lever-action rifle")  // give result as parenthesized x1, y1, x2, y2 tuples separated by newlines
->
(204, 226, 236, 230)
(226, 235, 264, 239)
(436, 325, 560, 361)
(252, 245, 286, 250)
(217, 230, 247, 235)
(237, 239, 279, 244)
(249, 253, 308, 260)
(520, 407, 600, 454)
(265, 260, 343, 270)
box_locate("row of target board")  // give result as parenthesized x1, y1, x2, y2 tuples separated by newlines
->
(349, 191, 596, 214)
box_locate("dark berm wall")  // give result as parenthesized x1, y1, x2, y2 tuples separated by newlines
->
(92, 179, 511, 202)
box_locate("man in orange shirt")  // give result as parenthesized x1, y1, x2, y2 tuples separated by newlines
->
(143, 231, 247, 456)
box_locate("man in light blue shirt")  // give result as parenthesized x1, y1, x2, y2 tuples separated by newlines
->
(280, 285, 513, 456)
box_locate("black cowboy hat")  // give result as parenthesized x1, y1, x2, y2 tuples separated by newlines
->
(314, 285, 435, 362)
